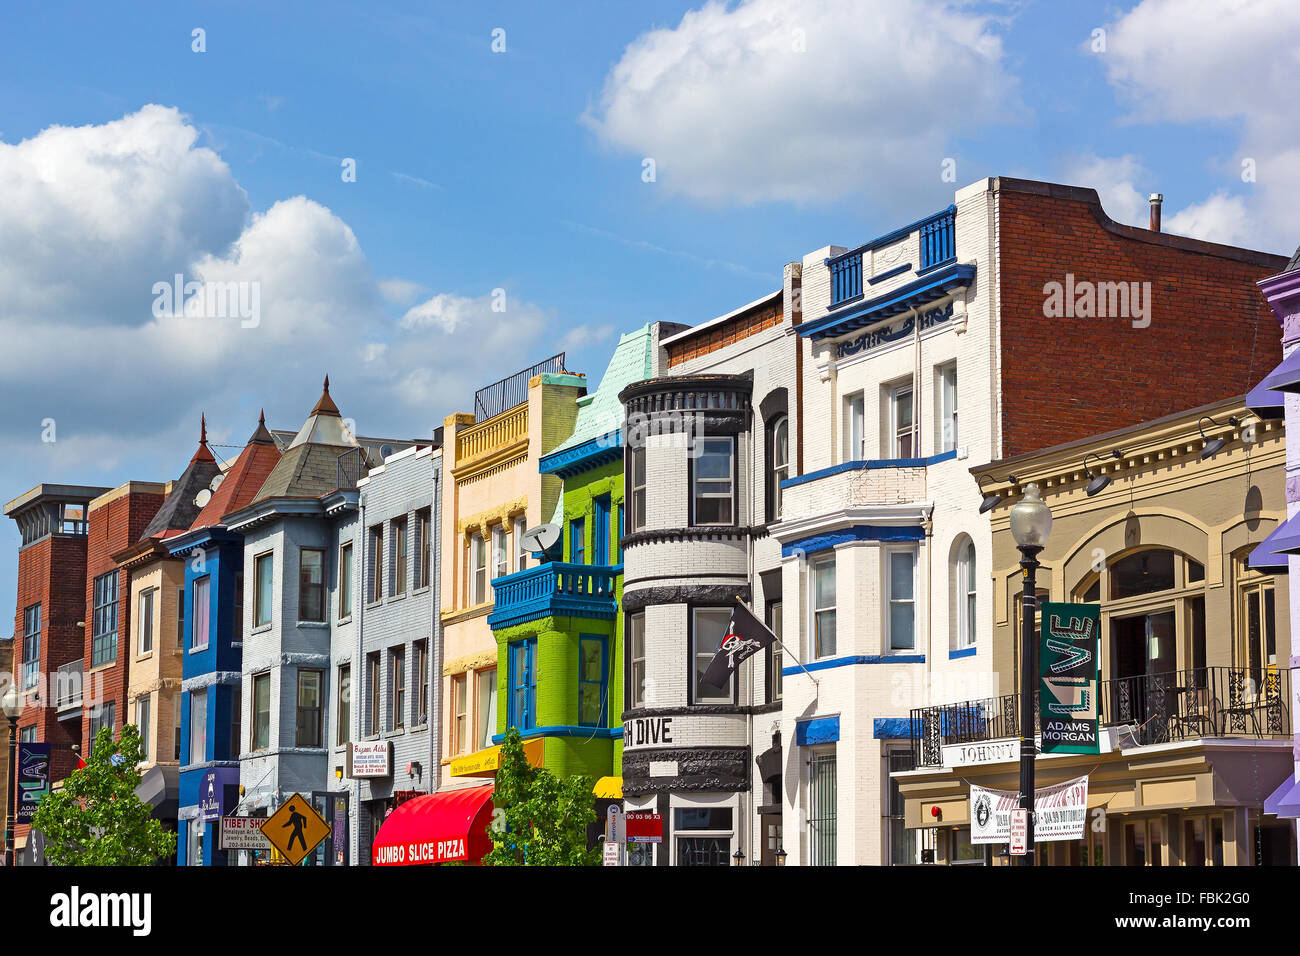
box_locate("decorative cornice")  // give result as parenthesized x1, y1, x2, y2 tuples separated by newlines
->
(621, 746, 751, 795)
(457, 496, 527, 537)
(622, 583, 751, 611)
(832, 301, 955, 359)
(538, 431, 622, 478)
(770, 504, 935, 545)
(800, 263, 974, 341)
(621, 525, 760, 549)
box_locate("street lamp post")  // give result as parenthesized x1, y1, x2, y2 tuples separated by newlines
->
(1008, 482, 1052, 867)
(1, 686, 23, 867)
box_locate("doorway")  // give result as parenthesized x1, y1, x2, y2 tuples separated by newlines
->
(1109, 610, 1175, 739)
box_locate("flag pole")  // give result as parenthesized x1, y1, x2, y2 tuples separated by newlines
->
(735, 596, 819, 690)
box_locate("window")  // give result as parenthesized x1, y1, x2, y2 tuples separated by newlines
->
(890, 384, 914, 459)
(675, 807, 733, 867)
(628, 444, 647, 532)
(692, 437, 735, 525)
(768, 416, 789, 521)
(592, 495, 611, 565)
(138, 589, 155, 655)
(808, 750, 838, 866)
(469, 533, 487, 605)
(338, 542, 353, 619)
(337, 664, 351, 746)
(579, 636, 606, 726)
(940, 364, 958, 452)
(176, 587, 185, 648)
(475, 668, 497, 750)
(299, 548, 325, 622)
(254, 551, 273, 627)
(845, 392, 865, 461)
(1110, 549, 1177, 600)
(369, 526, 383, 603)
(627, 611, 647, 708)
(513, 516, 528, 571)
(252, 673, 271, 751)
(616, 504, 624, 563)
(452, 673, 469, 755)
(393, 517, 408, 596)
(174, 695, 182, 760)
(20, 726, 35, 744)
(136, 695, 151, 761)
(766, 601, 783, 702)
(886, 749, 919, 865)
(692, 607, 734, 704)
(91, 571, 119, 667)
(570, 518, 585, 565)
(416, 508, 432, 589)
(22, 604, 40, 689)
(296, 669, 323, 747)
(60, 502, 87, 534)
(811, 557, 836, 659)
(89, 700, 115, 743)
(492, 524, 507, 579)
(366, 653, 380, 737)
(887, 549, 917, 650)
(188, 690, 207, 764)
(191, 576, 210, 651)
(955, 538, 977, 649)
(509, 639, 538, 730)
(414, 641, 428, 725)
(390, 647, 405, 731)
(1239, 577, 1278, 687)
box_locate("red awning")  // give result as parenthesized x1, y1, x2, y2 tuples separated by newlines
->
(371, 784, 495, 866)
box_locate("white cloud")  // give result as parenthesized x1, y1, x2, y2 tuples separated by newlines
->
(582, 0, 1019, 207)
(1061, 154, 1151, 227)
(1097, 0, 1300, 250)
(377, 277, 427, 306)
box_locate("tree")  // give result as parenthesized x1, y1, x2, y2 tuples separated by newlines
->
(484, 727, 599, 866)
(32, 724, 175, 866)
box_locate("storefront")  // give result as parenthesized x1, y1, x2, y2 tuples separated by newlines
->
(370, 784, 495, 866)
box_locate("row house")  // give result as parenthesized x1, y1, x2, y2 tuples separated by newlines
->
(771, 176, 1289, 865)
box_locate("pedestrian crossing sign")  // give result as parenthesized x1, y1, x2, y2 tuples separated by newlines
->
(260, 792, 331, 866)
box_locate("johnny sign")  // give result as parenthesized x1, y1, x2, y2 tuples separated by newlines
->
(1039, 602, 1101, 755)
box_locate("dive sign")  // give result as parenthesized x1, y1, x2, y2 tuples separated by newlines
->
(1039, 602, 1100, 754)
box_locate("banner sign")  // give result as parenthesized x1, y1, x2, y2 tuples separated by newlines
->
(16, 743, 50, 824)
(969, 775, 1089, 845)
(1039, 602, 1101, 754)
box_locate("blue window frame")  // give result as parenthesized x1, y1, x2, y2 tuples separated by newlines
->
(617, 503, 624, 563)
(592, 495, 610, 566)
(570, 518, 585, 565)
(578, 635, 607, 726)
(509, 639, 537, 731)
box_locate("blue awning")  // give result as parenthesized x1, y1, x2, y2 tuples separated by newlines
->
(1261, 348, 1300, 393)
(796, 715, 840, 746)
(1249, 515, 1300, 572)
(1265, 775, 1300, 819)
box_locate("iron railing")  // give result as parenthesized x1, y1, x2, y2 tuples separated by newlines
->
(909, 666, 1292, 767)
(486, 561, 618, 630)
(474, 354, 565, 420)
(54, 658, 83, 711)
(336, 446, 367, 490)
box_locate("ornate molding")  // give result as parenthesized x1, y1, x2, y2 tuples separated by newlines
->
(621, 526, 758, 549)
(457, 496, 528, 537)
(835, 301, 953, 359)
(623, 583, 751, 611)
(622, 746, 751, 795)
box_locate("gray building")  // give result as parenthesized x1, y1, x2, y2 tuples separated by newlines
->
(349, 441, 442, 864)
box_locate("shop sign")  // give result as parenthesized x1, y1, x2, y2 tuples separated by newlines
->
(970, 775, 1089, 845)
(625, 812, 663, 844)
(374, 838, 467, 865)
(16, 743, 50, 824)
(622, 716, 673, 750)
(199, 767, 240, 823)
(602, 842, 621, 866)
(347, 740, 392, 778)
(941, 739, 1017, 768)
(221, 815, 272, 851)
(1039, 602, 1101, 754)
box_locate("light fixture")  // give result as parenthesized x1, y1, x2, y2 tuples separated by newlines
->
(1009, 483, 1053, 549)
(977, 474, 1018, 514)
(1083, 449, 1123, 496)
(732, 848, 745, 866)
(776, 847, 788, 866)
(1198, 415, 1240, 461)
(0, 685, 22, 720)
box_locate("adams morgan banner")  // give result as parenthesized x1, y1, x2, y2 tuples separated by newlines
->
(1039, 602, 1101, 755)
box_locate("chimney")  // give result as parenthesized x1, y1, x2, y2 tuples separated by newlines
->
(1149, 193, 1163, 232)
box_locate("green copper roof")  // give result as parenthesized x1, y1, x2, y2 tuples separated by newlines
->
(548, 324, 652, 456)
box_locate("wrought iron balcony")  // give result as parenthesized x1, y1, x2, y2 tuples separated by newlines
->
(487, 561, 619, 630)
(909, 666, 1292, 768)
(54, 658, 84, 713)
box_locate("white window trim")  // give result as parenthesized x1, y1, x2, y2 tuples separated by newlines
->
(513, 516, 528, 571)
(691, 606, 735, 704)
(808, 554, 837, 661)
(885, 544, 918, 652)
(940, 363, 958, 453)
(955, 539, 976, 649)
(890, 384, 915, 460)
(692, 436, 737, 526)
(138, 587, 156, 656)
(845, 392, 865, 462)
(469, 532, 486, 605)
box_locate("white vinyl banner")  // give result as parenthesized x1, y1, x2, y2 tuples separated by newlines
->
(969, 775, 1089, 845)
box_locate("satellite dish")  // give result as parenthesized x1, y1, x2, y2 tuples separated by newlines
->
(194, 488, 212, 507)
(520, 523, 561, 555)
(380, 444, 395, 461)
(209, 473, 225, 492)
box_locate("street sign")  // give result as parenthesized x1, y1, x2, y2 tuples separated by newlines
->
(602, 841, 621, 866)
(221, 815, 272, 851)
(260, 792, 331, 865)
(1009, 809, 1028, 856)
(605, 804, 626, 844)
(1039, 602, 1101, 754)
(625, 812, 662, 844)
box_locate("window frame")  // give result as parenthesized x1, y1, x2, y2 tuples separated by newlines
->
(337, 663, 351, 746)
(369, 525, 384, 604)
(188, 688, 207, 765)
(22, 603, 41, 690)
(809, 555, 837, 661)
(886, 546, 918, 651)
(768, 415, 790, 521)
(627, 610, 647, 709)
(298, 547, 326, 623)
(251, 671, 271, 751)
(191, 575, 211, 652)
(845, 391, 865, 461)
(592, 495, 611, 566)
(690, 435, 737, 527)
(628, 443, 647, 532)
(570, 517, 586, 565)
(578, 635, 608, 727)
(366, 652, 381, 737)
(91, 570, 119, 667)
(295, 668, 324, 748)
(766, 600, 784, 702)
(451, 672, 469, 755)
(513, 516, 528, 571)
(469, 532, 487, 605)
(690, 606, 737, 705)
(138, 587, 155, 656)
(136, 693, 151, 762)
(392, 517, 408, 597)
(492, 524, 508, 579)
(338, 541, 354, 620)
(508, 638, 538, 731)
(939, 363, 958, 453)
(475, 667, 497, 751)
(889, 383, 915, 459)
(389, 646, 406, 731)
(955, 538, 977, 650)
(416, 507, 432, 590)
(253, 550, 274, 628)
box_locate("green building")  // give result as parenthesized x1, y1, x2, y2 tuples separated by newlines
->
(487, 326, 654, 790)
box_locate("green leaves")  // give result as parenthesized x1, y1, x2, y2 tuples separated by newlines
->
(483, 727, 600, 867)
(31, 724, 175, 866)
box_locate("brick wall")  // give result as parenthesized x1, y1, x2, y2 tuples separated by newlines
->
(665, 297, 783, 367)
(996, 179, 1289, 457)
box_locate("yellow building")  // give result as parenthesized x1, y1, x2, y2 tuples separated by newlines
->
(897, 396, 1297, 866)
(438, 358, 584, 788)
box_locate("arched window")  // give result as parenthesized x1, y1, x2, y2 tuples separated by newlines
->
(953, 537, 977, 649)
(767, 415, 789, 521)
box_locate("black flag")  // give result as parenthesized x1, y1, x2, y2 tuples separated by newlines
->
(702, 601, 777, 688)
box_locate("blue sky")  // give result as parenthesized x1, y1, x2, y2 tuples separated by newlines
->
(2, 0, 1297, 627)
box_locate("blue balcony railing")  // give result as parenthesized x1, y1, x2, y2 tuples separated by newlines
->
(830, 254, 863, 306)
(487, 561, 619, 630)
(919, 209, 955, 271)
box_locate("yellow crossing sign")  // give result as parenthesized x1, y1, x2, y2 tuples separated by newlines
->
(260, 792, 331, 866)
